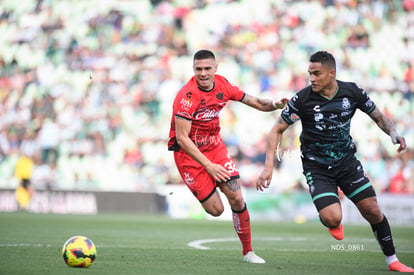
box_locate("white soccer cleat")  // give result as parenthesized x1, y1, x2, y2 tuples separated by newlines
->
(242, 251, 265, 264)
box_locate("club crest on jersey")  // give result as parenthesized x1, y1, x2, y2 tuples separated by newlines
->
(342, 97, 351, 109)
(216, 92, 224, 100)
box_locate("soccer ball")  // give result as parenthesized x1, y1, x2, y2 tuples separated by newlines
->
(62, 236, 97, 267)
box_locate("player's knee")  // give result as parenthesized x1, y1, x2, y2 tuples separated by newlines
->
(321, 216, 341, 228)
(205, 205, 224, 217)
(319, 210, 342, 228)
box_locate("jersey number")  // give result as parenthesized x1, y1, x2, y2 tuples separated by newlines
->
(224, 161, 238, 174)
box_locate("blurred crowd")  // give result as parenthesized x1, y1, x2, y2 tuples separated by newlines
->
(0, 0, 413, 194)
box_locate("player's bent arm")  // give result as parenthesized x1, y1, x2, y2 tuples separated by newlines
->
(256, 117, 290, 191)
(241, 94, 288, 112)
(175, 116, 231, 182)
(368, 106, 407, 153)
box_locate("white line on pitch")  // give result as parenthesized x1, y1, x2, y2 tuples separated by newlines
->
(188, 237, 307, 250)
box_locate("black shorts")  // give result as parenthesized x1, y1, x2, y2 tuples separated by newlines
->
(302, 155, 376, 211)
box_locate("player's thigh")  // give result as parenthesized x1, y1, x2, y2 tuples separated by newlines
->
(201, 190, 224, 216)
(174, 151, 217, 202)
(302, 164, 340, 212)
(209, 142, 240, 178)
(337, 157, 375, 204)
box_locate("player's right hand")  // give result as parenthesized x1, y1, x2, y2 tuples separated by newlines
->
(256, 166, 273, 191)
(206, 163, 231, 182)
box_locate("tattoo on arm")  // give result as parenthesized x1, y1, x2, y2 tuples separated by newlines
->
(226, 179, 241, 192)
(370, 108, 396, 135)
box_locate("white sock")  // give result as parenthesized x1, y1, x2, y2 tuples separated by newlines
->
(386, 254, 398, 266)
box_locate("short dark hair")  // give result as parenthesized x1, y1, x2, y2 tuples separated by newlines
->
(310, 51, 336, 69)
(193, 49, 215, 61)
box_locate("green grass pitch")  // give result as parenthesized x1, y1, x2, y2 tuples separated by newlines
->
(0, 212, 413, 274)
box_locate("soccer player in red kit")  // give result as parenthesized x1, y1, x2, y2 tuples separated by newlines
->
(168, 49, 287, 263)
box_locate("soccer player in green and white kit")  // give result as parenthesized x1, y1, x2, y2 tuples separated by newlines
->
(256, 51, 413, 272)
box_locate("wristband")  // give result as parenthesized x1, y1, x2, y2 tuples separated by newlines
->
(272, 100, 278, 109)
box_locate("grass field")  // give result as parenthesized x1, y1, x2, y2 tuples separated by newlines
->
(0, 212, 413, 275)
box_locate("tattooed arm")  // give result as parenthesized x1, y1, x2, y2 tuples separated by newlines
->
(368, 107, 406, 153)
(241, 94, 288, 112)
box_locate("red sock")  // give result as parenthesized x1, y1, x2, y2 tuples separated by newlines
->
(232, 204, 252, 255)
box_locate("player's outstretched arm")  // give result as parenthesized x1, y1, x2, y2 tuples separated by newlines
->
(256, 117, 290, 191)
(368, 107, 407, 153)
(241, 94, 288, 112)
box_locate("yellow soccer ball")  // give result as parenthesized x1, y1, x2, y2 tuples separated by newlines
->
(62, 236, 97, 267)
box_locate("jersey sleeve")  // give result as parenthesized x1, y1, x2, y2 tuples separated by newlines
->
(354, 84, 376, 114)
(219, 75, 245, 101)
(281, 94, 301, 124)
(229, 85, 245, 101)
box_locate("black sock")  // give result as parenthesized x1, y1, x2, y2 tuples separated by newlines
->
(370, 216, 395, 256)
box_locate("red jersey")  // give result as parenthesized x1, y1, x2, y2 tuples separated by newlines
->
(168, 74, 245, 152)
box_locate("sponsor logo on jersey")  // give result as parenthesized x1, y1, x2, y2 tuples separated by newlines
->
(180, 98, 193, 110)
(194, 109, 221, 120)
(180, 92, 193, 110)
(290, 113, 299, 122)
(314, 113, 323, 121)
(365, 99, 373, 108)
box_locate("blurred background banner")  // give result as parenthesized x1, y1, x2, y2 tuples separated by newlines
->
(3, 186, 413, 226)
(0, 188, 166, 214)
(0, 0, 413, 217)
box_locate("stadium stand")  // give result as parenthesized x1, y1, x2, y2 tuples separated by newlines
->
(0, 0, 412, 194)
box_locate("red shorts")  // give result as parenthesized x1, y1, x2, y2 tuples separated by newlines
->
(174, 141, 240, 202)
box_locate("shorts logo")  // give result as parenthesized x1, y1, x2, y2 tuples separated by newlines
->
(184, 173, 194, 185)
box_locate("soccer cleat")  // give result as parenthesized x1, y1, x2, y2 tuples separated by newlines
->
(242, 251, 265, 264)
(388, 261, 414, 272)
(328, 224, 344, 240)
